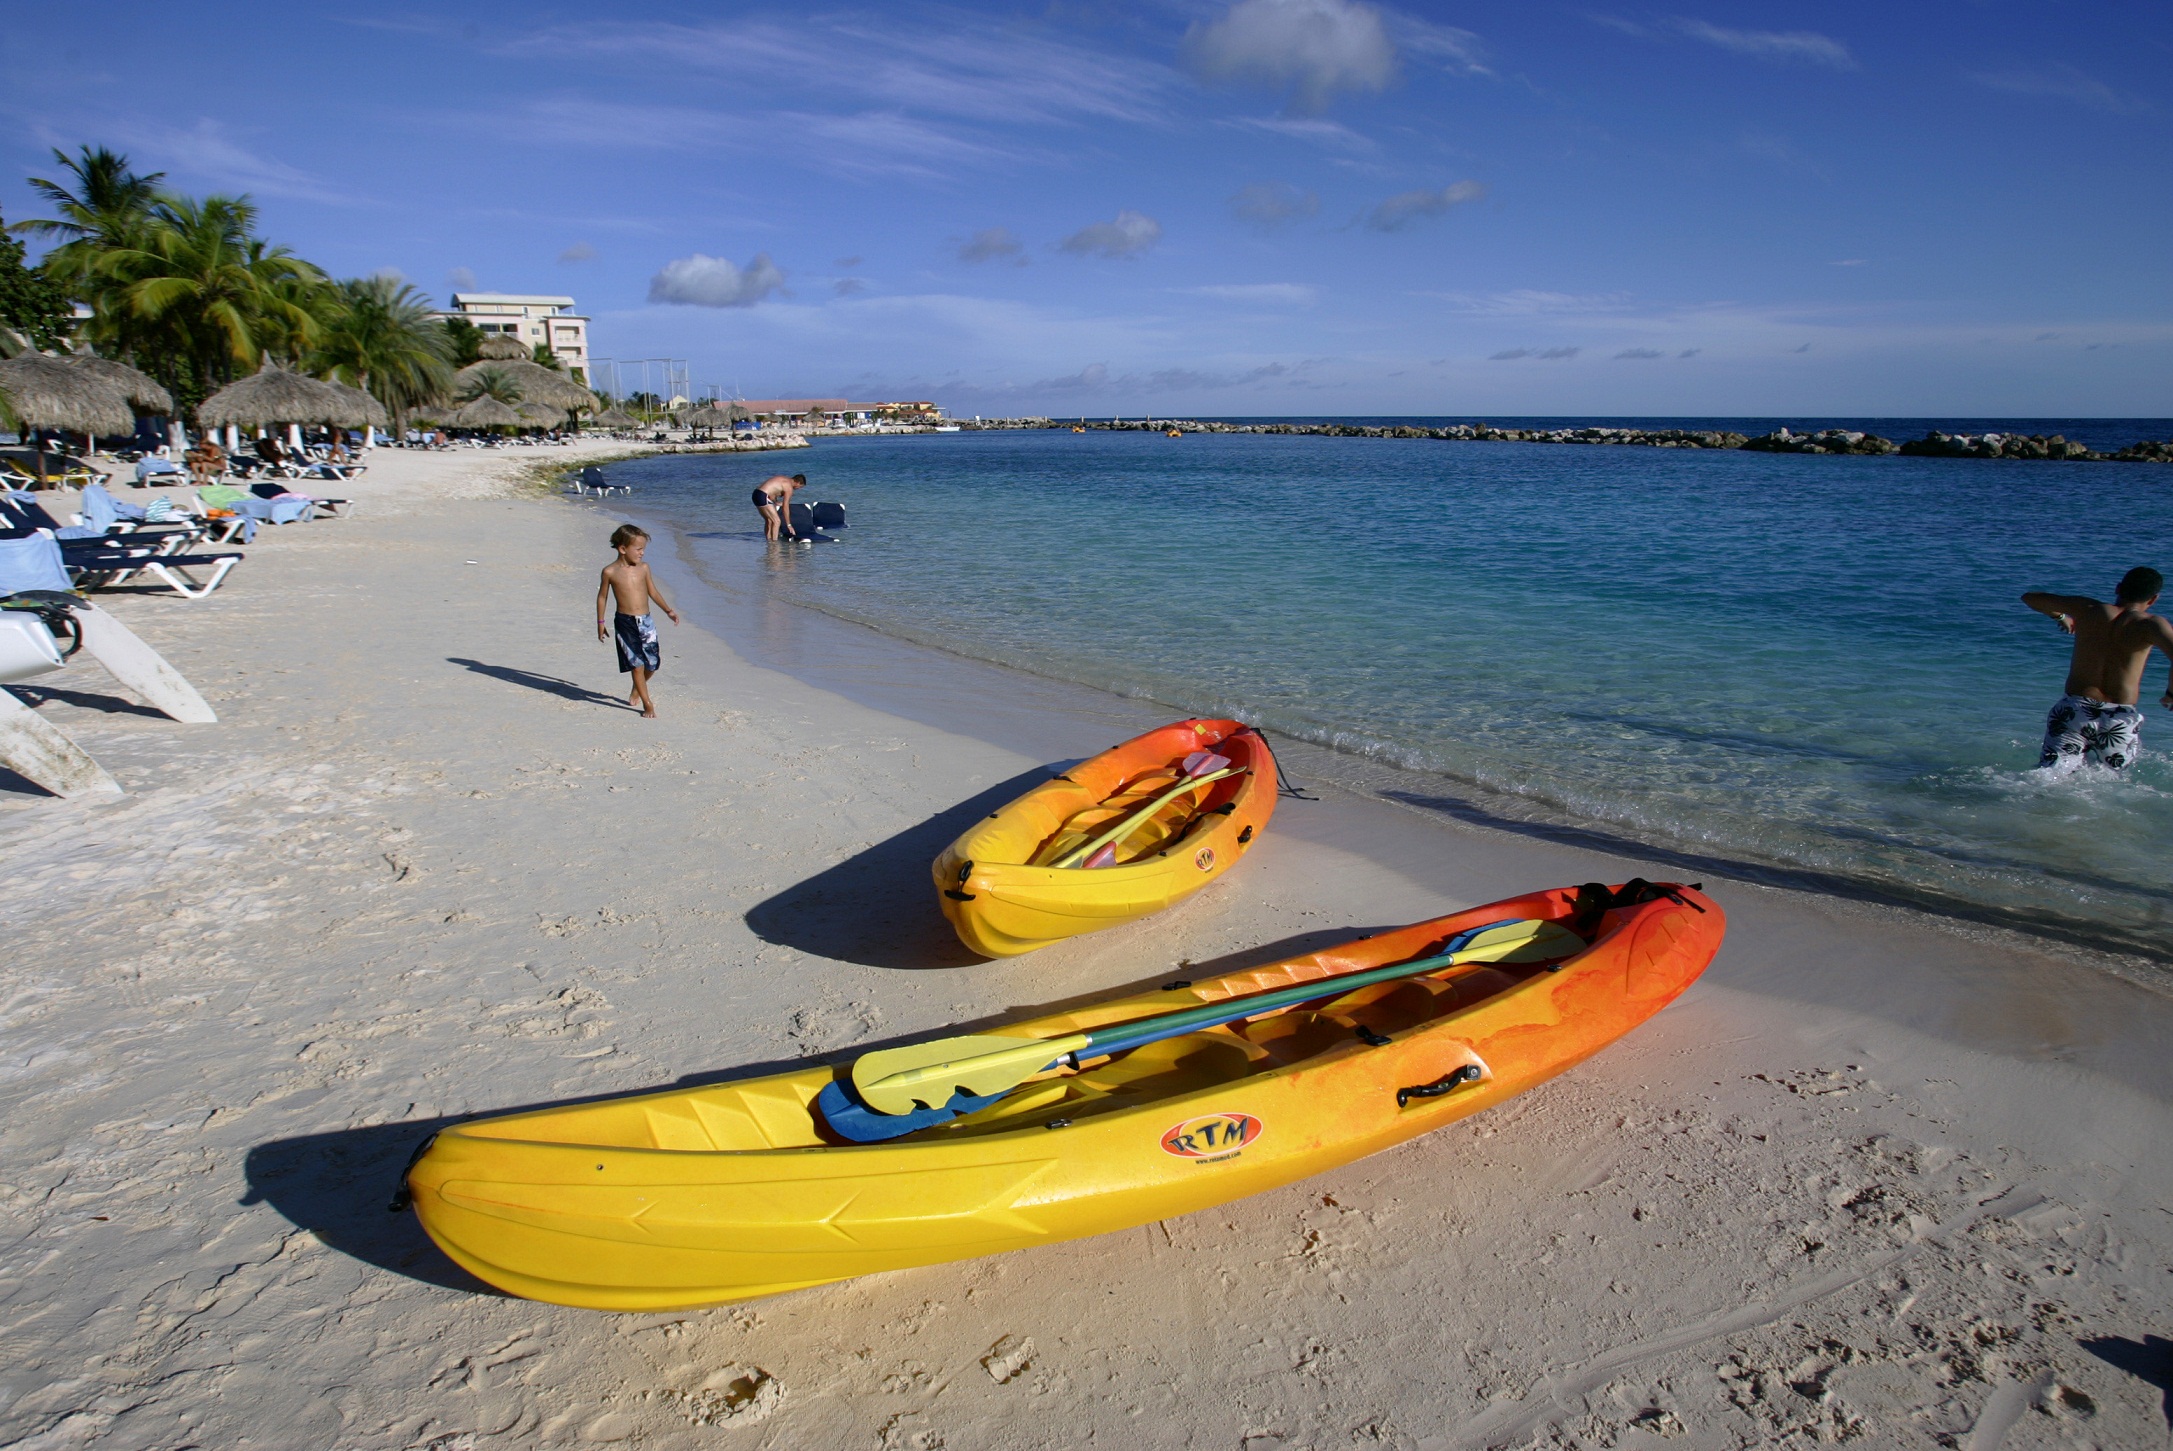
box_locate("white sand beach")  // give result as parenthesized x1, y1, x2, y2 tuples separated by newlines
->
(3, 447, 2169, 1450)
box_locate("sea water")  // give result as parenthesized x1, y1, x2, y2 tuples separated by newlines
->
(610, 423, 2173, 956)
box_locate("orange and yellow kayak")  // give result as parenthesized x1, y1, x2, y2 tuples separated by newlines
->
(933, 717, 1277, 957)
(403, 882, 1723, 1310)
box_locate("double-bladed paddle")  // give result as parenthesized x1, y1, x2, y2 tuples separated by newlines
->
(1049, 754, 1245, 869)
(821, 916, 1585, 1141)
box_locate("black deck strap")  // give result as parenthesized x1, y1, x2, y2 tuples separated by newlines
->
(386, 1131, 441, 1212)
(1569, 878, 1706, 940)
(1397, 1063, 1483, 1107)
(1238, 725, 1318, 800)
(1355, 1025, 1392, 1047)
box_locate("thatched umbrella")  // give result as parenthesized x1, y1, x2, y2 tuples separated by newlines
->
(325, 380, 390, 429)
(591, 407, 638, 429)
(65, 353, 174, 415)
(0, 352, 134, 485)
(514, 402, 564, 428)
(475, 334, 530, 361)
(448, 396, 522, 430)
(198, 363, 360, 429)
(452, 357, 597, 414)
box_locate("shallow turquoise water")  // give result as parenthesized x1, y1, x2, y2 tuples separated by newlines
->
(614, 430, 2173, 954)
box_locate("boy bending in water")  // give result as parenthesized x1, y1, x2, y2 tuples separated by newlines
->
(2022, 566, 2173, 773)
(597, 524, 680, 718)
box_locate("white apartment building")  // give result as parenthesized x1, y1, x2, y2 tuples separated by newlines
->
(439, 294, 591, 379)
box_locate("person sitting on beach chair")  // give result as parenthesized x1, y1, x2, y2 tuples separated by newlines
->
(2022, 566, 2173, 773)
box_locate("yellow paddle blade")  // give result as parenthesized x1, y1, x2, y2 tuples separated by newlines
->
(1458, 918, 1586, 964)
(853, 1031, 1095, 1115)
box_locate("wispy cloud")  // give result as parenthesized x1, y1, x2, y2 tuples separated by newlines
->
(1391, 14, 1490, 76)
(834, 278, 867, 296)
(1613, 347, 1664, 359)
(1228, 180, 1320, 230)
(1672, 18, 1854, 69)
(558, 241, 597, 264)
(1226, 115, 1377, 151)
(1970, 63, 2148, 115)
(1491, 347, 1581, 360)
(1184, 283, 1320, 304)
(504, 16, 1169, 130)
(1419, 289, 1631, 314)
(1184, 0, 1397, 115)
(1058, 210, 1163, 260)
(1366, 180, 1485, 231)
(649, 252, 786, 307)
(958, 227, 1027, 265)
(105, 118, 347, 203)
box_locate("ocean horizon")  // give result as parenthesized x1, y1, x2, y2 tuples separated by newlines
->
(613, 423, 2173, 960)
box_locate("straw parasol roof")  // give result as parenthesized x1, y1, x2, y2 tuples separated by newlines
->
(65, 353, 174, 414)
(198, 362, 368, 428)
(452, 358, 597, 412)
(0, 352, 135, 435)
(514, 402, 564, 427)
(591, 407, 638, 428)
(447, 396, 522, 429)
(325, 380, 390, 428)
(474, 334, 531, 361)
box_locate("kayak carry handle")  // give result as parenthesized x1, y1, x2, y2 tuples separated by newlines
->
(1396, 1062, 1484, 1108)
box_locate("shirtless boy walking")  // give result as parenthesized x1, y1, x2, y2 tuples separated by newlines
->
(597, 524, 680, 718)
(2021, 566, 2173, 773)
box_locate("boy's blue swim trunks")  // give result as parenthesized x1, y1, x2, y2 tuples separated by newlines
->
(614, 611, 660, 673)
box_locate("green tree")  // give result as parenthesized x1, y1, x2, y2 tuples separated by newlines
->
(457, 364, 524, 405)
(312, 275, 453, 426)
(442, 314, 483, 367)
(85, 194, 326, 412)
(529, 340, 564, 371)
(0, 206, 72, 351)
(13, 146, 166, 293)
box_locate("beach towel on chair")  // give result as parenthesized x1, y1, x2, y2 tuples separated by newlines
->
(0, 533, 73, 595)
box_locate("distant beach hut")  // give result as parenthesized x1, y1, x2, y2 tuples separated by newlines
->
(591, 406, 638, 430)
(197, 363, 379, 459)
(453, 336, 598, 418)
(0, 351, 134, 486)
(446, 396, 523, 430)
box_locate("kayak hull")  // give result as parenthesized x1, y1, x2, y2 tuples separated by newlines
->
(932, 717, 1277, 957)
(407, 884, 1724, 1310)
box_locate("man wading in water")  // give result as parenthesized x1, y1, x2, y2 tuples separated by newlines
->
(2021, 567, 2173, 773)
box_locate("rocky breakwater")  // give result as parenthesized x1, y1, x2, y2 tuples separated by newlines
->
(1898, 430, 2101, 461)
(1740, 427, 1897, 455)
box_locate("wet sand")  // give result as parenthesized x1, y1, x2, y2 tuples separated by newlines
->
(2, 446, 2168, 1449)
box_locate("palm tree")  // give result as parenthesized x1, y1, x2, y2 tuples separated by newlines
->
(311, 275, 453, 429)
(12, 146, 166, 292)
(85, 195, 326, 410)
(457, 364, 525, 405)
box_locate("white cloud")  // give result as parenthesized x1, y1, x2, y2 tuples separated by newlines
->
(1490, 346, 1580, 360)
(1672, 19, 1854, 69)
(109, 118, 345, 203)
(446, 267, 478, 291)
(1419, 289, 1632, 314)
(558, 241, 597, 263)
(1059, 210, 1163, 260)
(1391, 15, 1490, 76)
(1184, 0, 1396, 114)
(1185, 283, 1320, 304)
(958, 227, 1027, 264)
(1613, 348, 1664, 359)
(1366, 180, 1485, 231)
(1970, 64, 2148, 115)
(1228, 181, 1320, 229)
(1226, 115, 1377, 151)
(648, 252, 786, 307)
(834, 278, 867, 296)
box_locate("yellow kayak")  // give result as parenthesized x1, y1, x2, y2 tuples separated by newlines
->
(402, 882, 1724, 1310)
(933, 718, 1277, 957)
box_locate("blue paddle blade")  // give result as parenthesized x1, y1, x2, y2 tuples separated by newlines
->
(816, 1078, 1008, 1143)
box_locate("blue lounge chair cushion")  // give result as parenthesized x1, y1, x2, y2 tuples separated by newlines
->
(0, 532, 74, 594)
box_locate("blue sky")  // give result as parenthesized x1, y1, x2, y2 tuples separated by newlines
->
(4, 1, 2168, 416)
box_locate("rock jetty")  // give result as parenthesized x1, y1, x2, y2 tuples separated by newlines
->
(1898, 431, 2100, 460)
(1740, 427, 1896, 455)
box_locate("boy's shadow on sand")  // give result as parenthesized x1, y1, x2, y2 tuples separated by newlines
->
(242, 924, 1372, 1295)
(447, 657, 635, 711)
(746, 764, 1061, 970)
